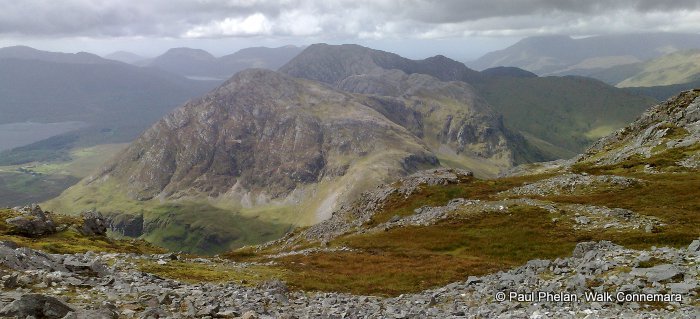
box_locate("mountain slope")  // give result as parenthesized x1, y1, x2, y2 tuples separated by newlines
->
(0, 59, 211, 126)
(615, 49, 700, 87)
(280, 44, 543, 174)
(577, 89, 700, 170)
(47, 69, 440, 253)
(472, 76, 657, 156)
(471, 33, 700, 75)
(230, 90, 699, 304)
(103, 51, 146, 64)
(282, 43, 655, 161)
(0, 46, 110, 64)
(146, 46, 304, 79)
(280, 43, 482, 85)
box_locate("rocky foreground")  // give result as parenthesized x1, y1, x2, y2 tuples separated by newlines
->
(1, 238, 698, 318)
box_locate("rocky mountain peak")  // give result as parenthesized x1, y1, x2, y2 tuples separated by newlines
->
(82, 68, 438, 221)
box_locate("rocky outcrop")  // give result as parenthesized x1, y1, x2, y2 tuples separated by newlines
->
(78, 211, 108, 236)
(499, 173, 644, 197)
(5, 204, 56, 237)
(580, 89, 700, 167)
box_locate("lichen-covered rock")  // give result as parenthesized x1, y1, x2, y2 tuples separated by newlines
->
(5, 204, 56, 237)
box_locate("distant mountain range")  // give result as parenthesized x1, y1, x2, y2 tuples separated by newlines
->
(48, 43, 659, 253)
(103, 51, 146, 64)
(0, 46, 216, 164)
(125, 45, 305, 80)
(470, 33, 700, 76)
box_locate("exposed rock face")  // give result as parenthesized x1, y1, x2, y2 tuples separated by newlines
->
(85, 69, 438, 219)
(581, 89, 700, 166)
(281, 44, 541, 174)
(5, 204, 56, 237)
(79, 211, 108, 236)
(340, 70, 514, 166)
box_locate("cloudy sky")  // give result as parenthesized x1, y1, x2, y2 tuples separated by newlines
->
(1, 0, 699, 60)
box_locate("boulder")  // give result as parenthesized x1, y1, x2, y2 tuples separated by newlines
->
(79, 211, 108, 236)
(0, 294, 73, 319)
(631, 264, 683, 282)
(63, 256, 109, 277)
(0, 242, 65, 272)
(5, 204, 56, 237)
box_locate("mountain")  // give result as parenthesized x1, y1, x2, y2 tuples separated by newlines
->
(614, 49, 700, 87)
(1, 92, 697, 318)
(0, 45, 110, 64)
(147, 48, 219, 78)
(471, 33, 700, 75)
(282, 43, 656, 159)
(280, 43, 482, 85)
(281, 43, 542, 174)
(219, 45, 304, 71)
(0, 46, 218, 166)
(146, 46, 304, 79)
(103, 51, 146, 64)
(47, 69, 441, 254)
(472, 75, 657, 157)
(226, 89, 700, 304)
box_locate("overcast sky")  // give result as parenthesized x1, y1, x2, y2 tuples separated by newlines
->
(1, 0, 699, 61)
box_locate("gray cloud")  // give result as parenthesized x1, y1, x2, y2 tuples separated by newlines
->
(0, 0, 698, 39)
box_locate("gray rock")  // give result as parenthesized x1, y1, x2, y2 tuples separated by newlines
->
(62, 307, 118, 319)
(5, 205, 57, 237)
(79, 211, 108, 236)
(0, 294, 73, 319)
(688, 239, 700, 253)
(63, 256, 109, 277)
(668, 282, 696, 294)
(631, 264, 683, 282)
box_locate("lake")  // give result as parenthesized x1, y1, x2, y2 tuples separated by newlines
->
(0, 121, 88, 152)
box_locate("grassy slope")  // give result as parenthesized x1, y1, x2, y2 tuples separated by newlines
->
(0, 144, 126, 207)
(617, 50, 700, 88)
(217, 146, 699, 296)
(474, 76, 656, 156)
